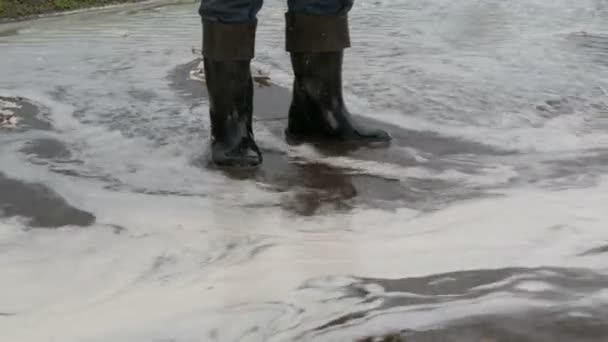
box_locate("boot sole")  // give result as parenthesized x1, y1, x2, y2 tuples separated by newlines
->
(206, 153, 263, 169)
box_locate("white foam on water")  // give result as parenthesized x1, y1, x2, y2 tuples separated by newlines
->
(254, 55, 608, 156)
(363, 107, 608, 153)
(0, 98, 22, 110)
(515, 281, 557, 292)
(2, 175, 608, 341)
(2, 1, 608, 341)
(0, 88, 82, 130)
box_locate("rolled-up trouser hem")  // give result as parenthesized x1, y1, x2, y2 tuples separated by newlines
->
(199, 0, 263, 23)
(199, 0, 353, 23)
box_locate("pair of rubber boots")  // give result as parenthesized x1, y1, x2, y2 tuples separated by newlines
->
(203, 13, 391, 167)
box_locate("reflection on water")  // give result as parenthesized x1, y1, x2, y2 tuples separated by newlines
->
(1, 0, 608, 341)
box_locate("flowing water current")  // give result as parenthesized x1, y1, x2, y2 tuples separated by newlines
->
(1, 0, 608, 341)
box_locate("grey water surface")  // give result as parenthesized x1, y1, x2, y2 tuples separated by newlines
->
(1, 1, 608, 341)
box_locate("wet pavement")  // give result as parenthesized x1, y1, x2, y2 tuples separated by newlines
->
(1, 1, 608, 341)
(171, 59, 506, 215)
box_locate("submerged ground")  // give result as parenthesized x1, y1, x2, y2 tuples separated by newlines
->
(1, 0, 608, 341)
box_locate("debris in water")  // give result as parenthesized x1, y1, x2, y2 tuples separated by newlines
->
(0, 113, 19, 128)
(0, 98, 22, 128)
(187, 61, 271, 86)
(188, 61, 206, 82)
(253, 69, 271, 87)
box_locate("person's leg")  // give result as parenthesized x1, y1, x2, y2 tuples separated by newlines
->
(199, 0, 264, 166)
(200, 0, 263, 23)
(287, 0, 352, 16)
(284, 0, 390, 142)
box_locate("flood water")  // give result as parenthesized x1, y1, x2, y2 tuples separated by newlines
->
(1, 0, 608, 341)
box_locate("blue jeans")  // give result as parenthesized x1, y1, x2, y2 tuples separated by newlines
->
(199, 0, 354, 23)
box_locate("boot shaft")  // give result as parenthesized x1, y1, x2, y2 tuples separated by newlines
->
(201, 19, 256, 146)
(290, 51, 346, 108)
(202, 18, 257, 61)
(285, 12, 351, 53)
(203, 58, 254, 142)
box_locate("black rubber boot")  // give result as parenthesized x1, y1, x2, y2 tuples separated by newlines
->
(285, 13, 391, 143)
(202, 19, 262, 167)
